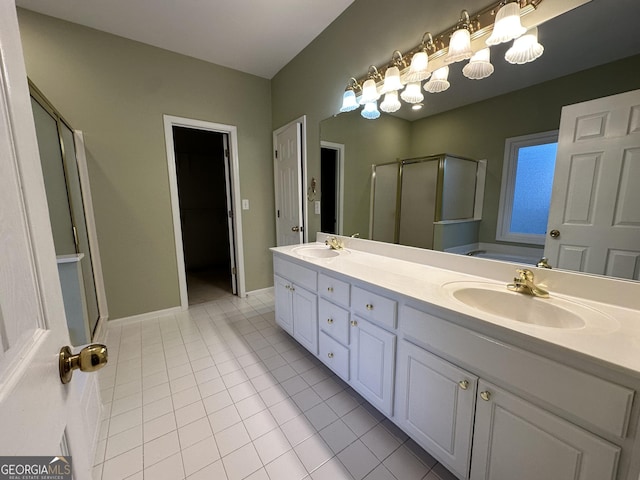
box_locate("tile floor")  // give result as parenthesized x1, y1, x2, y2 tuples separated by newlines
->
(93, 289, 458, 480)
(186, 268, 234, 305)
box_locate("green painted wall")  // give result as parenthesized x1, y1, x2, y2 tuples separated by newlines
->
(18, 9, 274, 319)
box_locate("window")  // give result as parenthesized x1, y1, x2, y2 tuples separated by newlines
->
(496, 131, 558, 245)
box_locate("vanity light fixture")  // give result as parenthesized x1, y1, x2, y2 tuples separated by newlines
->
(463, 47, 495, 79)
(424, 66, 450, 93)
(361, 100, 381, 120)
(445, 11, 474, 64)
(505, 26, 544, 64)
(486, 1, 527, 46)
(403, 33, 434, 83)
(339, 77, 361, 113)
(339, 0, 544, 117)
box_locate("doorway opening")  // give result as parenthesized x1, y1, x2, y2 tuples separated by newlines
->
(173, 127, 234, 304)
(164, 115, 246, 308)
(320, 141, 344, 235)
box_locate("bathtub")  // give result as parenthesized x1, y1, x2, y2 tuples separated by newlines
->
(448, 243, 543, 266)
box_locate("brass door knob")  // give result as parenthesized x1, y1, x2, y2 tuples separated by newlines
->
(291, 226, 301, 232)
(549, 229, 560, 238)
(59, 344, 108, 384)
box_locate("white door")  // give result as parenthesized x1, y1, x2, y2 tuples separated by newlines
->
(545, 89, 640, 279)
(274, 120, 304, 246)
(222, 134, 238, 294)
(0, 1, 94, 476)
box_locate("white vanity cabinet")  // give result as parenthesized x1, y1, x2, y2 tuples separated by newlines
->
(471, 381, 620, 480)
(395, 340, 477, 479)
(273, 257, 318, 355)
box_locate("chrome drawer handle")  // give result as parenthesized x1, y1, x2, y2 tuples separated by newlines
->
(327, 318, 334, 324)
(327, 287, 334, 293)
(365, 304, 374, 311)
(459, 380, 469, 390)
(328, 352, 334, 358)
(480, 391, 491, 402)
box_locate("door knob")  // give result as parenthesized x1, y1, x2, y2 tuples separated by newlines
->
(291, 226, 301, 232)
(59, 344, 108, 384)
(549, 229, 560, 238)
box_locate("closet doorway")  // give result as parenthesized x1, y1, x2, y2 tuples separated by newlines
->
(164, 116, 245, 306)
(320, 141, 344, 235)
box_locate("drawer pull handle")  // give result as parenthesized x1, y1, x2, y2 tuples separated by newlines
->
(327, 318, 334, 324)
(328, 352, 334, 359)
(459, 380, 469, 390)
(350, 320, 358, 327)
(285, 285, 291, 290)
(290, 286, 295, 292)
(365, 304, 374, 311)
(480, 391, 491, 402)
(327, 287, 334, 293)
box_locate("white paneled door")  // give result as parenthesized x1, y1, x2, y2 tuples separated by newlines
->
(545, 89, 640, 279)
(0, 1, 94, 477)
(274, 119, 304, 246)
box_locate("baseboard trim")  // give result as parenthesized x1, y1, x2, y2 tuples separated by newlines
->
(247, 286, 274, 296)
(92, 314, 109, 343)
(107, 306, 183, 327)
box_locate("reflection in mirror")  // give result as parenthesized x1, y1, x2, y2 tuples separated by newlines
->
(320, 53, 640, 281)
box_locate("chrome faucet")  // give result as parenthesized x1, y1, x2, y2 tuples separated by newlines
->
(507, 269, 549, 298)
(325, 236, 344, 250)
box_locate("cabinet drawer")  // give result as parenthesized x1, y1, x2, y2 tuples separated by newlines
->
(273, 256, 317, 291)
(319, 332, 349, 381)
(401, 305, 634, 438)
(319, 273, 350, 308)
(352, 286, 397, 329)
(319, 299, 350, 345)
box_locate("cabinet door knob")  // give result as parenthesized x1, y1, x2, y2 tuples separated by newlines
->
(290, 286, 295, 292)
(365, 304, 374, 311)
(480, 391, 491, 401)
(350, 320, 358, 327)
(285, 285, 290, 290)
(328, 352, 334, 358)
(327, 287, 334, 292)
(459, 380, 469, 390)
(327, 318, 334, 324)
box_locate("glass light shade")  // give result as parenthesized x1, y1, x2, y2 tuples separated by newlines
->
(486, 2, 527, 46)
(400, 82, 424, 104)
(424, 66, 450, 93)
(403, 51, 430, 83)
(381, 66, 403, 93)
(445, 28, 473, 64)
(339, 89, 359, 112)
(505, 27, 544, 64)
(360, 78, 380, 104)
(361, 101, 381, 120)
(462, 48, 495, 80)
(380, 91, 401, 113)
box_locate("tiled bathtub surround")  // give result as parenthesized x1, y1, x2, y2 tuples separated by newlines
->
(94, 291, 457, 480)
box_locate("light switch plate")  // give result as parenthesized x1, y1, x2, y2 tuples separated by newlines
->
(242, 199, 249, 210)
(314, 201, 321, 214)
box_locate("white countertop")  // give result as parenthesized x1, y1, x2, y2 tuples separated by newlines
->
(272, 241, 640, 377)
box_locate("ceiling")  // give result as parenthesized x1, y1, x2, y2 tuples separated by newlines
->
(15, 0, 354, 79)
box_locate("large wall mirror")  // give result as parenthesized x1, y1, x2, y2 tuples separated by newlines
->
(319, 0, 640, 282)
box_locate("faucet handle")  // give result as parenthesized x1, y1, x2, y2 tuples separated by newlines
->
(536, 257, 552, 269)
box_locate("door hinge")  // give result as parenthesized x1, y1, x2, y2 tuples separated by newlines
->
(277, 209, 280, 218)
(72, 225, 79, 249)
(224, 149, 229, 158)
(228, 210, 233, 218)
(232, 267, 236, 275)
(275, 150, 278, 159)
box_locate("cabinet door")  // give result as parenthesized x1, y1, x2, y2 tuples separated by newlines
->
(471, 381, 620, 480)
(274, 275, 293, 335)
(396, 341, 477, 479)
(292, 286, 318, 355)
(350, 316, 396, 416)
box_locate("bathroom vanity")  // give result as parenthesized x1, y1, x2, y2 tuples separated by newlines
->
(271, 235, 640, 480)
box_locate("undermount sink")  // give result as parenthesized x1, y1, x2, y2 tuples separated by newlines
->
(292, 245, 345, 259)
(443, 281, 614, 330)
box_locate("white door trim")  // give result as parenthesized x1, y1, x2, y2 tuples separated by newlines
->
(320, 141, 345, 235)
(274, 115, 308, 242)
(163, 115, 246, 308)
